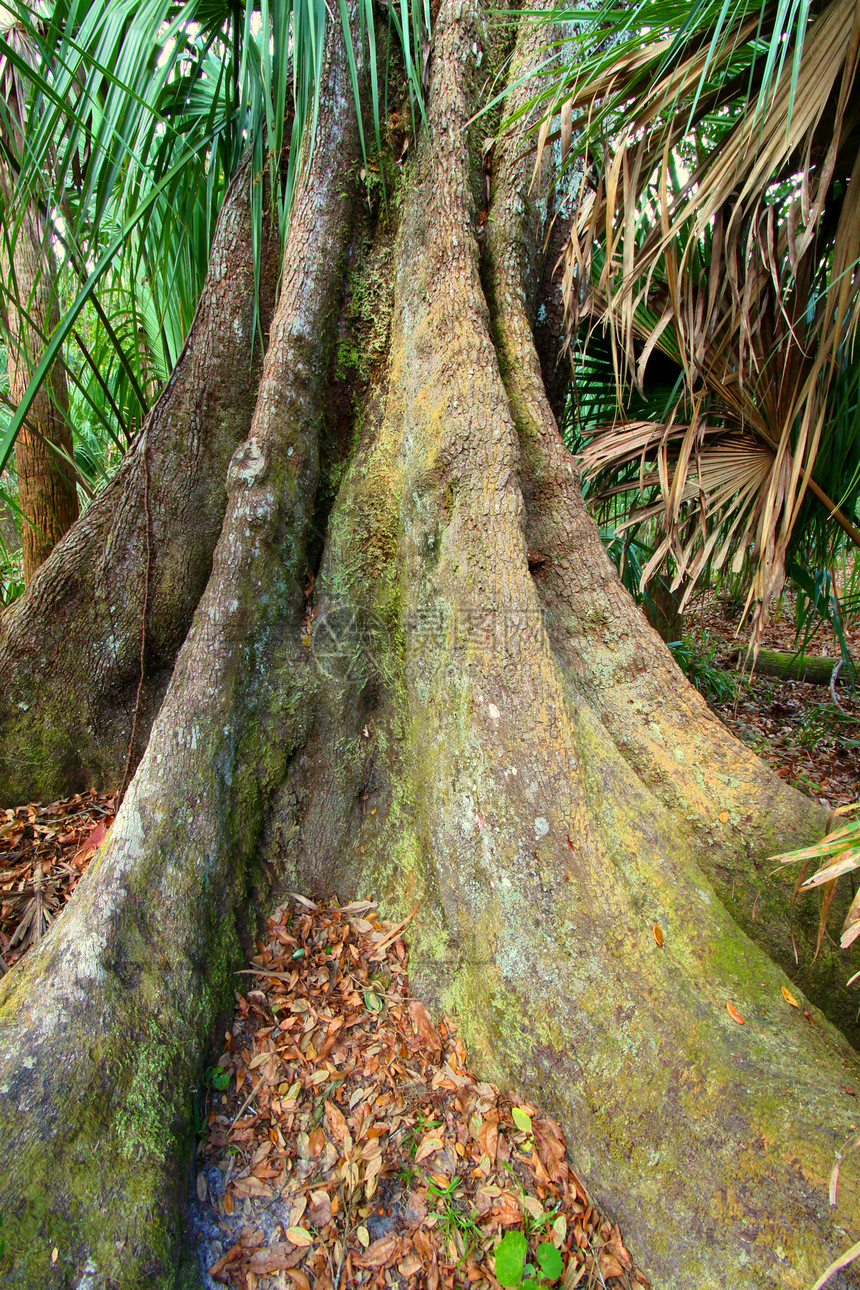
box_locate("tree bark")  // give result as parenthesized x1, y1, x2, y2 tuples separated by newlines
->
(0, 5, 858, 1290)
(482, 8, 853, 1040)
(0, 154, 278, 803)
(1, 178, 79, 581)
(643, 575, 684, 642)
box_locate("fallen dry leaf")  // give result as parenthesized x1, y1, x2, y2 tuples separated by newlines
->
(409, 998, 443, 1053)
(533, 1116, 567, 1181)
(73, 818, 111, 865)
(0, 789, 114, 967)
(599, 1252, 626, 1279)
(284, 1227, 313, 1247)
(324, 1098, 349, 1143)
(353, 1234, 403, 1268)
(249, 1243, 306, 1273)
(415, 1132, 444, 1163)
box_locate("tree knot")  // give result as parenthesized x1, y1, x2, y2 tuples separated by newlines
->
(228, 437, 269, 489)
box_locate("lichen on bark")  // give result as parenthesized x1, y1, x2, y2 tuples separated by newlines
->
(0, 155, 279, 804)
(0, 12, 364, 1284)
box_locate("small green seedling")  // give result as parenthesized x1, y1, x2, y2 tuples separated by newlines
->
(495, 1231, 564, 1288)
(211, 1063, 230, 1091)
(427, 1176, 483, 1257)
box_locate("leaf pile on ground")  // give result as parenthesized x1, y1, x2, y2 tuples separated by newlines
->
(190, 895, 650, 1290)
(0, 788, 114, 971)
(692, 586, 860, 661)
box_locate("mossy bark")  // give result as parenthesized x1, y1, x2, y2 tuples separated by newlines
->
(480, 16, 853, 1043)
(271, 7, 860, 1286)
(738, 647, 851, 684)
(0, 4, 858, 1289)
(0, 154, 279, 804)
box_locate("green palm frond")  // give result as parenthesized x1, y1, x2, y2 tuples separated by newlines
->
(0, 0, 429, 489)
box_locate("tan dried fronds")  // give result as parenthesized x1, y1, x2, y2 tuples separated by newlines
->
(540, 0, 860, 649)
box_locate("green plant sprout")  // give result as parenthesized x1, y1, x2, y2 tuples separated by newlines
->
(206, 1062, 230, 1092)
(427, 1176, 483, 1250)
(501, 1160, 563, 1240)
(668, 634, 738, 704)
(494, 1230, 564, 1288)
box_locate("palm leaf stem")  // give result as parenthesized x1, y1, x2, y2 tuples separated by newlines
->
(71, 329, 129, 445)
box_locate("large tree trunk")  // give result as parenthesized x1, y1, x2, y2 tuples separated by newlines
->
(0, 6, 858, 1289)
(1, 180, 80, 582)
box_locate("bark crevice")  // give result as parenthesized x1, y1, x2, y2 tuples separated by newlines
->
(481, 13, 850, 1039)
(0, 17, 364, 1283)
(271, 6, 860, 1287)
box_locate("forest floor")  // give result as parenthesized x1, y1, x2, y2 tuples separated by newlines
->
(1, 597, 858, 1288)
(685, 590, 860, 809)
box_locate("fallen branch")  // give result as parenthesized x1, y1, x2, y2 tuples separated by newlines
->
(727, 648, 857, 686)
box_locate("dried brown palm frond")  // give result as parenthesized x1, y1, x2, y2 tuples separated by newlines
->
(4, 862, 60, 952)
(519, 0, 860, 648)
(578, 270, 860, 650)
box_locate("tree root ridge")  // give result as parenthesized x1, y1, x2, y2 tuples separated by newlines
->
(284, 2, 860, 1285)
(0, 154, 280, 805)
(118, 440, 153, 806)
(480, 5, 854, 1045)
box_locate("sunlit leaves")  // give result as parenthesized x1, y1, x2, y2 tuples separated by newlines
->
(771, 806, 860, 951)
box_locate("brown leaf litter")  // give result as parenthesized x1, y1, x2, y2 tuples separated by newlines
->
(189, 895, 651, 1290)
(0, 788, 114, 972)
(687, 590, 860, 808)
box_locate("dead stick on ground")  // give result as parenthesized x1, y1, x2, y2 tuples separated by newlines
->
(229, 1075, 265, 1130)
(371, 902, 422, 955)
